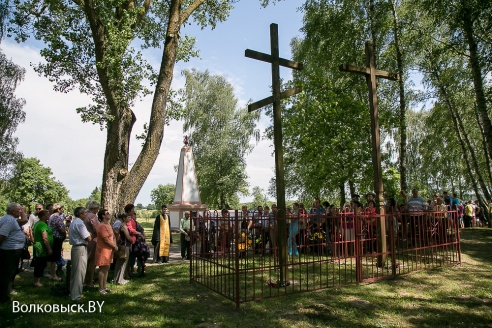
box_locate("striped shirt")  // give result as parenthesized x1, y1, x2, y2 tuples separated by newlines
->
(0, 214, 26, 250)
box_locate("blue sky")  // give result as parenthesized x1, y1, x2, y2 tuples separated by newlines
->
(2, 0, 304, 206)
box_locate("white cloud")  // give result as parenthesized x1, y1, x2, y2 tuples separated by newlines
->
(2, 0, 302, 206)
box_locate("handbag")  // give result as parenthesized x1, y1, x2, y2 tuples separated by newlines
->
(21, 243, 31, 260)
(115, 242, 127, 260)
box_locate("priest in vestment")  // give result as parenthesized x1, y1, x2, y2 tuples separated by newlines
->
(151, 205, 173, 263)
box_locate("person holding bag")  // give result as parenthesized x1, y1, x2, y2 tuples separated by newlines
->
(32, 210, 53, 287)
(47, 203, 66, 281)
(112, 213, 133, 285)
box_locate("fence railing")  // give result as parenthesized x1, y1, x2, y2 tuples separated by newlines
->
(189, 208, 461, 307)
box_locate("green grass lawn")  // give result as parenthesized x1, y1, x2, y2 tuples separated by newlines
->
(1, 229, 491, 327)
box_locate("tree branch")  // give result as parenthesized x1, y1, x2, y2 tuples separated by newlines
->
(136, 0, 153, 26)
(180, 0, 206, 25)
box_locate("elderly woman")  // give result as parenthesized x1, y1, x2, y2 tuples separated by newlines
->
(112, 213, 133, 285)
(32, 210, 53, 287)
(84, 200, 100, 288)
(95, 209, 117, 294)
(47, 203, 66, 281)
(0, 203, 28, 303)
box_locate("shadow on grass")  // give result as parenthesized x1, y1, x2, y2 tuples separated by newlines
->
(1, 229, 492, 327)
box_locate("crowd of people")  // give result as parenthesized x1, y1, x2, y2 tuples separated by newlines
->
(0, 201, 170, 303)
(189, 189, 492, 259)
(1, 191, 490, 303)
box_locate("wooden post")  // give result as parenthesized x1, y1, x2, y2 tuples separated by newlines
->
(340, 41, 399, 267)
(270, 24, 288, 285)
(245, 23, 303, 285)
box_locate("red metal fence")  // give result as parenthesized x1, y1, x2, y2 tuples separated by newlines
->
(190, 208, 461, 307)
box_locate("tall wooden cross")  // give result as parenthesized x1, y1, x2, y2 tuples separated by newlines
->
(340, 41, 399, 268)
(246, 23, 303, 285)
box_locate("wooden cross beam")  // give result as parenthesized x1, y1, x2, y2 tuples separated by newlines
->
(340, 41, 398, 269)
(245, 23, 303, 286)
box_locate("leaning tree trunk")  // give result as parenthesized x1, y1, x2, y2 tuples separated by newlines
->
(462, 6, 492, 164)
(391, 0, 407, 193)
(83, 2, 137, 214)
(98, 0, 205, 212)
(116, 1, 184, 211)
(101, 109, 136, 214)
(474, 104, 492, 189)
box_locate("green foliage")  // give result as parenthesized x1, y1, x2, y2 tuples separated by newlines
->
(249, 186, 268, 209)
(382, 167, 401, 198)
(0, 50, 25, 180)
(6, 157, 69, 208)
(402, 0, 492, 201)
(65, 198, 89, 214)
(135, 209, 157, 221)
(89, 186, 102, 203)
(150, 183, 175, 209)
(178, 69, 260, 209)
(283, 0, 379, 201)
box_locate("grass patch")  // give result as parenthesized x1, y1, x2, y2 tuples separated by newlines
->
(1, 229, 492, 327)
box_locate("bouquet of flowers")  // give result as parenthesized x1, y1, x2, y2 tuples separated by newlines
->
(238, 232, 253, 251)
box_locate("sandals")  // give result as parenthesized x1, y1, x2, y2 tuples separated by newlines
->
(33, 282, 43, 287)
(50, 277, 63, 282)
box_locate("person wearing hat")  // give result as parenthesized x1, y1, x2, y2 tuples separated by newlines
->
(47, 203, 66, 281)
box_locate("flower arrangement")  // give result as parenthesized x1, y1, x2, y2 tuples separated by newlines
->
(308, 231, 326, 243)
(238, 232, 253, 251)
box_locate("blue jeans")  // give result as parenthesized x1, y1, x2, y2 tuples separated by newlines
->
(288, 220, 299, 256)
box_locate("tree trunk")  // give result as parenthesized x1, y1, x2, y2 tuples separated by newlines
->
(431, 67, 491, 202)
(101, 109, 136, 214)
(339, 182, 346, 208)
(348, 180, 356, 199)
(100, 0, 192, 212)
(462, 5, 492, 164)
(474, 105, 492, 189)
(391, 0, 407, 193)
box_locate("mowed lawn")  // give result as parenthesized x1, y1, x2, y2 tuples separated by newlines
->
(1, 227, 491, 328)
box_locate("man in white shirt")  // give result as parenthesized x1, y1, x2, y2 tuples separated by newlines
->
(68, 207, 91, 301)
(28, 204, 43, 228)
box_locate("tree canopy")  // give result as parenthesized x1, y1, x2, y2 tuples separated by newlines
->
(6, 157, 69, 207)
(178, 69, 260, 209)
(6, 0, 273, 214)
(0, 49, 25, 181)
(150, 183, 175, 209)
